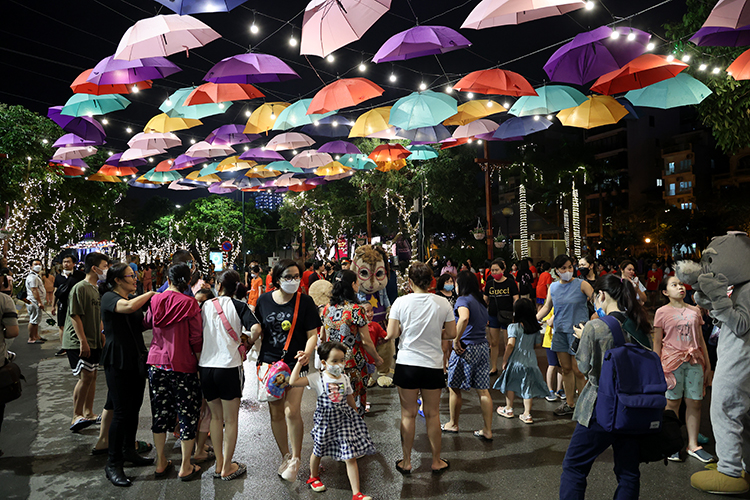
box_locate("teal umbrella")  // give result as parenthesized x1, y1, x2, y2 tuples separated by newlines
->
(406, 144, 439, 160)
(142, 168, 182, 183)
(389, 90, 458, 130)
(272, 98, 337, 131)
(266, 160, 304, 173)
(624, 73, 712, 109)
(197, 161, 223, 176)
(508, 85, 587, 117)
(339, 154, 377, 170)
(160, 86, 232, 119)
(60, 93, 130, 117)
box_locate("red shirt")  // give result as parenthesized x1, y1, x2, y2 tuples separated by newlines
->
(302, 269, 314, 290)
(646, 269, 663, 291)
(529, 264, 538, 289)
(265, 273, 275, 292)
(536, 271, 553, 300)
(364, 321, 387, 364)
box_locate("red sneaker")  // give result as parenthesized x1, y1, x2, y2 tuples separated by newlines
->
(306, 476, 326, 492)
(352, 493, 372, 500)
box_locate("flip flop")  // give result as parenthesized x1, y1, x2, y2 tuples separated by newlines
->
(440, 424, 459, 434)
(432, 459, 450, 475)
(154, 460, 173, 479)
(179, 465, 201, 482)
(474, 430, 493, 441)
(395, 460, 411, 475)
(70, 418, 94, 432)
(27, 340, 44, 344)
(135, 441, 153, 454)
(221, 462, 247, 481)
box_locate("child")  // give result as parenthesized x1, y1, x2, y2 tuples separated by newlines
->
(541, 307, 564, 402)
(494, 298, 549, 424)
(247, 265, 264, 309)
(289, 341, 375, 500)
(654, 276, 714, 463)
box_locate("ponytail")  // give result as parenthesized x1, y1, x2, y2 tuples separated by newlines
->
(593, 274, 650, 334)
(168, 263, 191, 293)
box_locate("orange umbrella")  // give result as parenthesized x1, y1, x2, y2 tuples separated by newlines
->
(184, 82, 265, 105)
(87, 172, 122, 182)
(308, 78, 384, 114)
(368, 143, 411, 162)
(728, 48, 750, 80)
(155, 158, 176, 172)
(71, 69, 152, 95)
(314, 161, 352, 176)
(590, 54, 689, 96)
(453, 69, 537, 96)
(99, 164, 139, 176)
(375, 159, 407, 171)
(288, 183, 318, 192)
(245, 165, 281, 178)
(440, 137, 471, 149)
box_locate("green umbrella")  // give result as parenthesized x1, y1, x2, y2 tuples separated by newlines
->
(272, 98, 337, 131)
(142, 168, 181, 183)
(266, 160, 305, 173)
(624, 73, 712, 109)
(406, 144, 438, 160)
(197, 161, 223, 176)
(60, 93, 130, 117)
(160, 86, 233, 119)
(389, 90, 458, 130)
(509, 85, 587, 116)
(339, 154, 377, 170)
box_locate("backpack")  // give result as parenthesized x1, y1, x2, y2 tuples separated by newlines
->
(637, 409, 684, 464)
(594, 315, 667, 434)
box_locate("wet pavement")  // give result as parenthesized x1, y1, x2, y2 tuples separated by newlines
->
(2, 320, 747, 500)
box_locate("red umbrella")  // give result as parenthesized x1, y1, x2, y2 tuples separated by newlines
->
(71, 69, 153, 95)
(288, 183, 318, 192)
(440, 137, 472, 149)
(368, 143, 411, 162)
(308, 78, 384, 114)
(728, 47, 750, 80)
(184, 82, 264, 105)
(453, 69, 537, 96)
(155, 158, 176, 172)
(99, 164, 139, 176)
(590, 54, 689, 96)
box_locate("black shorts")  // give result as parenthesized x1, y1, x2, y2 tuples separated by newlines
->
(57, 303, 67, 328)
(200, 366, 244, 401)
(67, 348, 102, 377)
(393, 363, 446, 390)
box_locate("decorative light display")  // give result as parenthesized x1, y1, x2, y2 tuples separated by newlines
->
(564, 208, 570, 255)
(254, 192, 283, 212)
(519, 184, 528, 259)
(572, 180, 582, 258)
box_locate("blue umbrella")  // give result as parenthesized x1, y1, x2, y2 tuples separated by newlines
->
(339, 154, 377, 170)
(493, 116, 552, 139)
(128, 178, 162, 189)
(266, 161, 304, 173)
(396, 124, 452, 144)
(406, 145, 439, 160)
(508, 86, 587, 116)
(623, 73, 712, 109)
(154, 0, 249, 15)
(616, 98, 639, 120)
(272, 99, 337, 131)
(300, 115, 352, 138)
(160, 87, 232, 120)
(60, 93, 130, 117)
(389, 90, 458, 130)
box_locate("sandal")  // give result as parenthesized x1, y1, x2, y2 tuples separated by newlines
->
(306, 476, 327, 492)
(440, 424, 459, 434)
(135, 441, 153, 454)
(179, 464, 201, 482)
(221, 462, 247, 481)
(496, 407, 514, 418)
(395, 459, 411, 475)
(519, 414, 534, 424)
(154, 460, 173, 479)
(432, 458, 450, 474)
(474, 430, 493, 441)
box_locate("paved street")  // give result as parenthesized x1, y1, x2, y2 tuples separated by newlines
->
(1, 319, 745, 500)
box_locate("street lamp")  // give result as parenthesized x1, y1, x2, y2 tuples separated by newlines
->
(644, 238, 651, 244)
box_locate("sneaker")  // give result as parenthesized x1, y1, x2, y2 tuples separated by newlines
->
(306, 476, 326, 492)
(553, 402, 575, 416)
(556, 390, 566, 400)
(668, 452, 684, 462)
(352, 493, 372, 500)
(281, 457, 300, 482)
(54, 349, 67, 357)
(688, 447, 717, 464)
(545, 391, 558, 402)
(277, 453, 291, 476)
(6, 351, 15, 363)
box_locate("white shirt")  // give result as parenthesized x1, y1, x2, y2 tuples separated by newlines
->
(25, 272, 45, 304)
(199, 296, 243, 368)
(307, 370, 353, 402)
(389, 293, 455, 369)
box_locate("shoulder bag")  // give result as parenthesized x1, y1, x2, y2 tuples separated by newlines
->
(211, 298, 248, 362)
(257, 292, 301, 402)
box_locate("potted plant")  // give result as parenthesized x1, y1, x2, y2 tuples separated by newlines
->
(291, 240, 300, 251)
(494, 233, 506, 248)
(472, 224, 485, 241)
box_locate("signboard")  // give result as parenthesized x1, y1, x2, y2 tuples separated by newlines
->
(209, 251, 224, 272)
(221, 241, 233, 252)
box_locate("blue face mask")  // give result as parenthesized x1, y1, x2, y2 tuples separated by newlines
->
(444, 284, 455, 292)
(596, 307, 607, 318)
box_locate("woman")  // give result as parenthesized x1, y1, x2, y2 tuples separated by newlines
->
(483, 258, 519, 375)
(441, 271, 492, 440)
(200, 270, 256, 481)
(145, 263, 203, 481)
(43, 268, 55, 307)
(516, 260, 534, 300)
(560, 274, 651, 499)
(436, 273, 458, 374)
(249, 259, 321, 482)
(100, 263, 157, 487)
(578, 255, 598, 289)
(0, 268, 13, 296)
(386, 262, 456, 474)
(321, 270, 382, 416)
(620, 259, 647, 305)
(536, 255, 593, 417)
(441, 258, 457, 277)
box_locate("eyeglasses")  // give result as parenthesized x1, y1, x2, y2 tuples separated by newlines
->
(280, 274, 300, 282)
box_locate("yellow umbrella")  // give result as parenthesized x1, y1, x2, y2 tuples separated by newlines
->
(375, 159, 407, 172)
(144, 113, 202, 133)
(556, 95, 629, 130)
(443, 99, 506, 126)
(245, 165, 280, 178)
(87, 173, 122, 182)
(349, 106, 392, 138)
(217, 156, 256, 172)
(186, 170, 221, 183)
(135, 175, 163, 184)
(314, 161, 352, 176)
(244, 102, 291, 134)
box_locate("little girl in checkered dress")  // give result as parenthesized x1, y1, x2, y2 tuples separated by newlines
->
(289, 341, 376, 500)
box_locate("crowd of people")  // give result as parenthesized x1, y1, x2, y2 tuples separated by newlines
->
(0, 248, 723, 499)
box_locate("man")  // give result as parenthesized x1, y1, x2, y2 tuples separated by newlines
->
(25, 258, 47, 344)
(156, 249, 197, 296)
(340, 259, 351, 271)
(62, 252, 109, 432)
(307, 260, 325, 287)
(125, 255, 138, 276)
(52, 254, 85, 357)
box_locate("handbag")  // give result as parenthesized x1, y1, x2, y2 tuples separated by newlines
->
(0, 359, 25, 404)
(211, 298, 247, 362)
(257, 292, 301, 402)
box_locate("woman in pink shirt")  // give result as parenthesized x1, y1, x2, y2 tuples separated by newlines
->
(145, 263, 203, 481)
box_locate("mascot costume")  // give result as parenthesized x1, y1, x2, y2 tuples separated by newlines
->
(676, 232, 750, 495)
(354, 244, 395, 387)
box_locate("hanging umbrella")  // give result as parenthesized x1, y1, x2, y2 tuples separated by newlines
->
(186, 170, 221, 183)
(266, 161, 305, 174)
(339, 154, 377, 170)
(197, 161, 222, 176)
(160, 87, 232, 119)
(245, 165, 281, 178)
(590, 54, 689, 95)
(47, 106, 106, 142)
(508, 85, 587, 116)
(272, 173, 305, 187)
(616, 97, 639, 120)
(265, 132, 315, 151)
(291, 150, 334, 170)
(206, 124, 259, 145)
(88, 56, 181, 85)
(99, 164, 139, 176)
(543, 26, 651, 85)
(623, 73, 712, 109)
(52, 146, 97, 161)
(114, 14, 221, 61)
(244, 102, 291, 134)
(87, 172, 122, 182)
(168, 179, 199, 190)
(314, 161, 352, 176)
(439, 137, 472, 149)
(475, 131, 522, 141)
(60, 94, 130, 117)
(142, 168, 181, 183)
(406, 144, 439, 160)
(101, 152, 146, 175)
(154, 0, 249, 15)
(493, 116, 552, 139)
(144, 114, 202, 133)
(690, 25, 750, 46)
(369, 143, 411, 162)
(205, 53, 299, 84)
(453, 119, 499, 138)
(454, 69, 537, 96)
(373, 25, 471, 63)
(216, 156, 255, 171)
(71, 69, 152, 95)
(462, 0, 585, 29)
(701, 0, 750, 30)
(301, 115, 352, 137)
(727, 47, 750, 79)
(444, 100, 505, 126)
(318, 140, 362, 155)
(128, 132, 181, 150)
(209, 180, 238, 194)
(155, 158, 176, 172)
(556, 95, 628, 129)
(389, 90, 458, 130)
(53, 133, 100, 148)
(48, 158, 89, 172)
(121, 148, 165, 162)
(239, 148, 285, 163)
(288, 181, 321, 192)
(231, 177, 263, 190)
(301, 0, 392, 58)
(349, 107, 391, 137)
(308, 78, 384, 114)
(374, 159, 407, 172)
(128, 177, 162, 189)
(172, 154, 203, 169)
(272, 99, 337, 130)
(367, 126, 402, 139)
(396, 124, 452, 144)
(186, 141, 235, 158)
(184, 82, 264, 106)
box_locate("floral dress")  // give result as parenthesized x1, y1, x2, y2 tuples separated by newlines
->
(322, 302, 369, 415)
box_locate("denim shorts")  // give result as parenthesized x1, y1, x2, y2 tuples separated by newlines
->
(551, 331, 575, 355)
(666, 361, 704, 401)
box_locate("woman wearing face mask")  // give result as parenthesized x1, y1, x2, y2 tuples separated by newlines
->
(536, 255, 593, 417)
(436, 273, 458, 374)
(577, 255, 598, 289)
(483, 258, 519, 376)
(249, 259, 322, 482)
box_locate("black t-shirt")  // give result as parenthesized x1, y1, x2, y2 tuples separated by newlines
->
(230, 297, 257, 330)
(517, 270, 534, 295)
(255, 292, 322, 368)
(54, 270, 85, 304)
(100, 291, 147, 371)
(485, 276, 519, 316)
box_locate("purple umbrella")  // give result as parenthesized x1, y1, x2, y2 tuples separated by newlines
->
(318, 140, 362, 155)
(154, 0, 249, 15)
(396, 124, 452, 144)
(172, 154, 203, 170)
(208, 181, 237, 194)
(373, 25, 472, 63)
(87, 56, 181, 85)
(690, 25, 750, 46)
(493, 116, 552, 140)
(204, 53, 300, 84)
(128, 178, 162, 189)
(205, 124, 259, 145)
(239, 148, 285, 162)
(544, 26, 651, 85)
(47, 106, 106, 143)
(53, 133, 102, 148)
(305, 176, 328, 186)
(104, 153, 147, 168)
(300, 115, 352, 138)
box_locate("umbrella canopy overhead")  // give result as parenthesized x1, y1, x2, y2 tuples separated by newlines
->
(128, 178, 162, 189)
(53, 133, 101, 148)
(301, 0, 392, 58)
(185, 141, 235, 158)
(368, 143, 411, 162)
(493, 115, 552, 139)
(99, 163, 139, 176)
(239, 148, 285, 163)
(624, 73, 712, 109)
(508, 85, 587, 116)
(160, 87, 232, 119)
(272, 99, 337, 130)
(155, 158, 176, 172)
(314, 161, 352, 176)
(318, 140, 362, 155)
(47, 106, 107, 142)
(60, 93, 130, 117)
(184, 82, 264, 106)
(87, 173, 122, 182)
(452, 118, 499, 138)
(266, 161, 305, 173)
(103, 152, 147, 169)
(590, 54, 689, 95)
(128, 132, 181, 149)
(245, 165, 281, 178)
(205, 53, 300, 84)
(206, 124, 259, 145)
(396, 124, 452, 144)
(349, 107, 391, 137)
(173, 154, 203, 169)
(444, 100, 505, 125)
(244, 102, 291, 134)
(308, 78, 384, 114)
(406, 144, 439, 160)
(216, 156, 255, 171)
(462, 0, 586, 29)
(71, 69, 152, 95)
(154, 0, 249, 15)
(556, 95, 629, 129)
(702, 0, 750, 30)
(690, 25, 750, 46)
(142, 168, 181, 183)
(168, 179, 199, 190)
(728, 47, 750, 80)
(367, 126, 401, 139)
(88, 56, 181, 85)
(389, 90, 458, 130)
(373, 25, 471, 63)
(144, 113, 202, 133)
(374, 159, 407, 171)
(114, 14, 221, 61)
(265, 132, 315, 151)
(121, 147, 165, 162)
(52, 146, 97, 161)
(339, 154, 377, 170)
(290, 150, 334, 170)
(453, 69, 537, 96)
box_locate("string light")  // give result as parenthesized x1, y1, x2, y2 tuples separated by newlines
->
(289, 36, 297, 47)
(165, 99, 172, 106)
(564, 208, 570, 254)
(389, 73, 397, 82)
(218, 103, 225, 109)
(666, 54, 675, 62)
(148, 157, 154, 162)
(682, 54, 690, 62)
(245, 109, 251, 117)
(131, 84, 139, 93)
(627, 30, 636, 41)
(419, 82, 427, 90)
(533, 115, 540, 121)
(610, 29, 620, 40)
(646, 42, 655, 51)
(108, 151, 113, 156)
(467, 92, 474, 99)
(190, 138, 196, 144)
(520, 184, 528, 258)
(359, 63, 366, 72)
(445, 85, 453, 93)
(503, 101, 510, 108)
(326, 54, 335, 63)
(270, 113, 276, 119)
(713, 67, 721, 74)
(250, 23, 259, 34)
(42, 139, 48, 144)
(546, 114, 553, 121)
(585, 1, 594, 10)
(699, 63, 708, 71)
(126, 127, 132, 133)
(572, 180, 581, 257)
(102, 119, 108, 125)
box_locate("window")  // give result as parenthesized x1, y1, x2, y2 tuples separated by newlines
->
(666, 162, 675, 175)
(656, 178, 663, 187)
(668, 183, 675, 196)
(679, 181, 693, 191)
(680, 202, 693, 210)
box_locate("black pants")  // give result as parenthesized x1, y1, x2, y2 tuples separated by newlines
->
(104, 366, 146, 464)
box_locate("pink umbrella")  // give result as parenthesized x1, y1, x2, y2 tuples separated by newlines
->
(208, 181, 238, 194)
(53, 134, 100, 148)
(114, 14, 221, 61)
(301, 0, 391, 58)
(185, 141, 235, 158)
(702, 0, 750, 30)
(121, 148, 165, 162)
(462, 0, 586, 29)
(52, 146, 97, 161)
(274, 173, 305, 187)
(367, 126, 401, 139)
(452, 119, 499, 138)
(168, 179, 199, 190)
(290, 150, 334, 170)
(128, 132, 181, 150)
(265, 132, 315, 151)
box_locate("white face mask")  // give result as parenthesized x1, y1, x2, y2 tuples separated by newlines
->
(62, 269, 72, 277)
(326, 363, 344, 377)
(32, 265, 42, 273)
(280, 279, 300, 294)
(95, 267, 107, 282)
(559, 271, 574, 281)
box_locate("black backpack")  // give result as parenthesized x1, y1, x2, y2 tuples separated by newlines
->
(637, 409, 684, 464)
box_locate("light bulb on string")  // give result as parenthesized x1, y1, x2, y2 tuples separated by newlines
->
(326, 54, 335, 63)
(467, 92, 474, 99)
(533, 115, 540, 121)
(713, 67, 721, 74)
(132, 84, 139, 93)
(359, 63, 366, 72)
(289, 35, 297, 47)
(250, 23, 259, 34)
(503, 101, 510, 108)
(108, 151, 113, 156)
(190, 138, 196, 144)
(245, 109, 251, 117)
(546, 114, 553, 121)
(102, 119, 108, 125)
(610, 29, 619, 40)
(165, 99, 172, 106)
(389, 73, 397, 82)
(218, 103, 225, 109)
(419, 82, 427, 90)
(445, 85, 453, 93)
(42, 139, 48, 144)
(585, 1, 594, 10)
(666, 54, 675, 62)
(270, 113, 276, 120)
(682, 54, 691, 62)
(148, 157, 154, 163)
(699, 63, 707, 71)
(126, 127, 132, 133)
(627, 30, 636, 41)
(646, 42, 655, 51)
